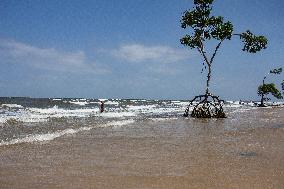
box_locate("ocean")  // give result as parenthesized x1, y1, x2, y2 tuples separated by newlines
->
(0, 97, 284, 188)
(0, 97, 266, 147)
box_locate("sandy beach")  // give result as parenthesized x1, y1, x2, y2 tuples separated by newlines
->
(1, 0, 284, 188)
(0, 106, 283, 189)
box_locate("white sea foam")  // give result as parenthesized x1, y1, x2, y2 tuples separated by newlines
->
(126, 104, 185, 115)
(149, 107, 183, 114)
(127, 105, 157, 112)
(105, 101, 120, 105)
(52, 98, 62, 101)
(0, 127, 92, 146)
(171, 101, 189, 106)
(0, 106, 101, 123)
(98, 99, 107, 102)
(1, 104, 23, 108)
(29, 106, 99, 116)
(247, 102, 255, 106)
(2, 99, 279, 124)
(99, 112, 136, 118)
(69, 101, 89, 106)
(266, 102, 284, 106)
(0, 119, 134, 146)
(0, 104, 140, 123)
(171, 100, 181, 103)
(224, 104, 242, 108)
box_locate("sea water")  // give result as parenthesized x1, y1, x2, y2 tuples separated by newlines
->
(1, 97, 284, 188)
(0, 97, 281, 146)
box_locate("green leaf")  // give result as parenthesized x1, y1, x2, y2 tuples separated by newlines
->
(270, 68, 282, 74)
(210, 20, 233, 40)
(180, 0, 233, 48)
(194, 0, 214, 5)
(180, 34, 202, 49)
(240, 30, 268, 53)
(258, 83, 283, 99)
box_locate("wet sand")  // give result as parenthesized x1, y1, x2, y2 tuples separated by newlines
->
(0, 107, 284, 188)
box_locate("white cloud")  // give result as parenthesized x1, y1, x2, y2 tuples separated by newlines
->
(148, 65, 182, 75)
(0, 39, 110, 74)
(112, 44, 191, 63)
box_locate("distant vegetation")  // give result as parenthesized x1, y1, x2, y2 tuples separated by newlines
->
(258, 68, 283, 107)
(181, 0, 267, 118)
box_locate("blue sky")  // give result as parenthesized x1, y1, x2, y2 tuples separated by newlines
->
(0, 0, 283, 100)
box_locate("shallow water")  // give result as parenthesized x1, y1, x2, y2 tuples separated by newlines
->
(0, 98, 283, 188)
(0, 97, 266, 146)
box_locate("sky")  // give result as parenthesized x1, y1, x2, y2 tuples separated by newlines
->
(0, 0, 283, 100)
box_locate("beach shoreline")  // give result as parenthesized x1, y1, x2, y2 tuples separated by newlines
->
(0, 107, 284, 188)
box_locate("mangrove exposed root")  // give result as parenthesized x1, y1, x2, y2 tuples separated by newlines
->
(183, 93, 226, 118)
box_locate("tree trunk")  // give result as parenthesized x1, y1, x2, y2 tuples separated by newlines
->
(206, 64, 211, 94)
(259, 79, 266, 107)
(260, 93, 265, 107)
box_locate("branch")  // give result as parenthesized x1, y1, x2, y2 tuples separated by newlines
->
(197, 40, 210, 66)
(210, 40, 223, 64)
(235, 31, 268, 53)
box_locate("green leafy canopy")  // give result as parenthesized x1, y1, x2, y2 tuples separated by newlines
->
(180, 0, 268, 53)
(258, 83, 283, 99)
(240, 30, 268, 53)
(180, 0, 233, 48)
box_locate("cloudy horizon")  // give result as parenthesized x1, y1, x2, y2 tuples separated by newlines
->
(0, 0, 283, 100)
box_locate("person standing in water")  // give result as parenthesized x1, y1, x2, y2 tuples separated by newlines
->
(100, 101, 104, 113)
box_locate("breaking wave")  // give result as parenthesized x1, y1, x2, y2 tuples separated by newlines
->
(0, 119, 135, 146)
(0, 98, 282, 147)
(1, 99, 278, 124)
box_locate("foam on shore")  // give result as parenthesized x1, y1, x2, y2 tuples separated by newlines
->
(0, 100, 282, 124)
(0, 119, 135, 146)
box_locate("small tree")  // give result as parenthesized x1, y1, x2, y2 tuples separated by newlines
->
(258, 68, 283, 107)
(181, 0, 268, 118)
